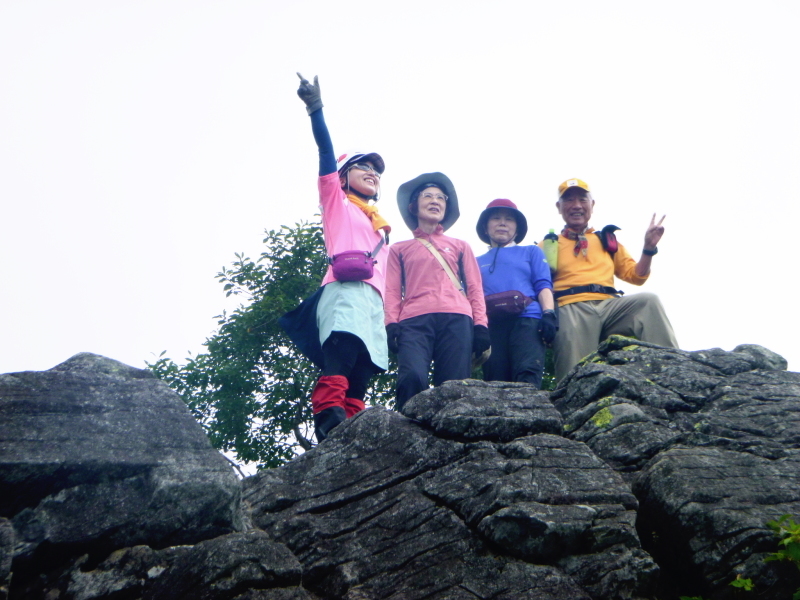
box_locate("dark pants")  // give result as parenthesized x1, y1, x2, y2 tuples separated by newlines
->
(322, 332, 374, 401)
(483, 317, 546, 388)
(396, 313, 473, 410)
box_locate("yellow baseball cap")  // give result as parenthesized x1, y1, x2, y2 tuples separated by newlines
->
(558, 178, 591, 198)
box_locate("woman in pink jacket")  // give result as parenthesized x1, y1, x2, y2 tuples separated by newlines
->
(384, 173, 489, 410)
(287, 74, 391, 441)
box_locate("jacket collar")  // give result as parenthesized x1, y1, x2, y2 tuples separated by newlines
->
(412, 224, 444, 239)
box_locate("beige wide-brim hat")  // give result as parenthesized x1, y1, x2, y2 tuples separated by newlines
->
(396, 172, 460, 232)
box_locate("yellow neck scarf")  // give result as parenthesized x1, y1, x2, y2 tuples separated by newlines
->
(347, 194, 391, 234)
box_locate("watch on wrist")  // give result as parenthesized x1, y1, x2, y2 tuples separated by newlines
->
(642, 247, 658, 256)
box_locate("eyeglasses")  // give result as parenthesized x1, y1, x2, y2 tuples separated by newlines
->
(420, 191, 448, 202)
(350, 162, 381, 178)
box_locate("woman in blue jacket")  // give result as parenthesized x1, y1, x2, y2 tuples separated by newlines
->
(475, 199, 557, 388)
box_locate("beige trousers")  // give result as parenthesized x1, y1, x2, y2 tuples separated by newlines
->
(553, 292, 678, 382)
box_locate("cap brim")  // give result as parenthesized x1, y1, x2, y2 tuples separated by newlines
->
(338, 151, 385, 175)
(558, 183, 590, 198)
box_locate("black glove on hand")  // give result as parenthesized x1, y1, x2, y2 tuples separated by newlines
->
(386, 323, 400, 354)
(296, 72, 323, 115)
(538, 309, 559, 344)
(472, 325, 491, 356)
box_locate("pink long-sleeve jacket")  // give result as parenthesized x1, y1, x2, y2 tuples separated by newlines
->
(384, 225, 487, 327)
(318, 172, 389, 298)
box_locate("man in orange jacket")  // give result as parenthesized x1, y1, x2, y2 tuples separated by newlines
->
(544, 178, 678, 382)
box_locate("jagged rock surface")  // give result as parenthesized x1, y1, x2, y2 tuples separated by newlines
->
(244, 381, 657, 599)
(2, 344, 799, 599)
(0, 353, 243, 598)
(553, 337, 800, 599)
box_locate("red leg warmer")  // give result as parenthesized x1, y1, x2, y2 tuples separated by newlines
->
(310, 375, 348, 414)
(344, 397, 365, 418)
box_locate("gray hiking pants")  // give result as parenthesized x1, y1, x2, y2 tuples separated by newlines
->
(553, 292, 678, 382)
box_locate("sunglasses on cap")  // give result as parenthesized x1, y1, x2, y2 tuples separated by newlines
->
(349, 162, 382, 178)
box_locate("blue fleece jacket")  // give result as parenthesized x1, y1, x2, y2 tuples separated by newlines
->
(476, 244, 552, 319)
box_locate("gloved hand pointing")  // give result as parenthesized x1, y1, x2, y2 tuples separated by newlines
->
(296, 72, 323, 115)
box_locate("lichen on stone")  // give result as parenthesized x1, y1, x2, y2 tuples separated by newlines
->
(590, 407, 614, 428)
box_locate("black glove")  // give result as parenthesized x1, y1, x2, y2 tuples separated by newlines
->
(296, 72, 323, 115)
(538, 309, 559, 344)
(386, 323, 400, 354)
(472, 325, 491, 356)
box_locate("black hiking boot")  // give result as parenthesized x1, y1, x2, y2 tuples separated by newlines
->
(314, 406, 346, 443)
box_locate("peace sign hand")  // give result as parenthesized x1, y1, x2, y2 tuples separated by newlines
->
(296, 72, 323, 115)
(644, 213, 666, 250)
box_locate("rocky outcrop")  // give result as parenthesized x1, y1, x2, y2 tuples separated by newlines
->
(554, 338, 800, 599)
(0, 353, 243, 598)
(1, 344, 799, 599)
(244, 385, 656, 599)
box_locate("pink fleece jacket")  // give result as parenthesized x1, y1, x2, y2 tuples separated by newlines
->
(318, 172, 389, 298)
(384, 226, 487, 327)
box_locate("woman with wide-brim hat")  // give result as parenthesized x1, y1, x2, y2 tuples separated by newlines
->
(282, 74, 391, 442)
(475, 198, 557, 388)
(384, 173, 489, 410)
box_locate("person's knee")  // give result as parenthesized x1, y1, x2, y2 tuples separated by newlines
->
(628, 292, 664, 310)
(634, 294, 677, 346)
(626, 293, 671, 325)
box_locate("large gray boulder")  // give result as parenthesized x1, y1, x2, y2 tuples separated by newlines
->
(41, 533, 307, 600)
(0, 353, 242, 591)
(553, 337, 800, 599)
(3, 343, 800, 599)
(244, 381, 658, 600)
(145, 530, 304, 600)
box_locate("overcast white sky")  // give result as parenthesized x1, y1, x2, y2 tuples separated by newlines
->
(2, 1, 798, 376)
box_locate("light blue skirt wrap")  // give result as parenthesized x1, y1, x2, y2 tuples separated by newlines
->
(316, 281, 388, 371)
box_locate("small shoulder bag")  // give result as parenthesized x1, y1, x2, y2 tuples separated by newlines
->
(416, 239, 490, 367)
(329, 235, 386, 282)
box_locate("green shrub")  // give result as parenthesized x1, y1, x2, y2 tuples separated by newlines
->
(765, 515, 800, 600)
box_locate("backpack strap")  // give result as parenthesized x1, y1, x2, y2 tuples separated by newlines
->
(369, 234, 386, 258)
(542, 225, 620, 274)
(416, 239, 466, 296)
(594, 225, 621, 255)
(398, 252, 406, 299)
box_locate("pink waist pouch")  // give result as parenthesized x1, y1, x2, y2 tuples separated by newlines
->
(329, 250, 375, 282)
